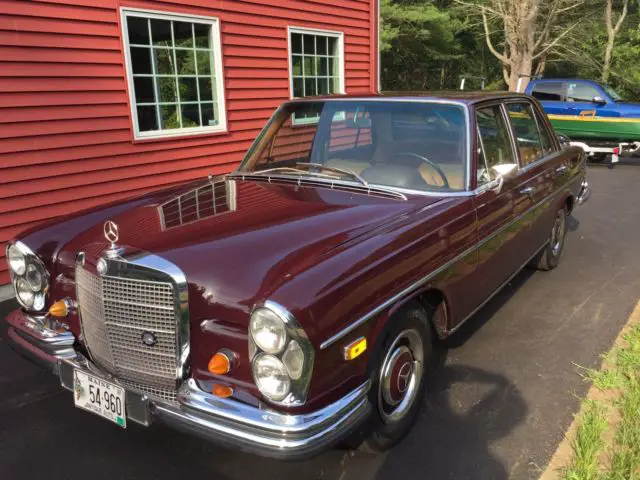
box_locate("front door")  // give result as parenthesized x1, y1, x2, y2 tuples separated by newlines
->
(565, 82, 609, 117)
(472, 103, 522, 302)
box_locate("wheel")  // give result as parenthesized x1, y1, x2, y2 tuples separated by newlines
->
(349, 302, 432, 453)
(531, 206, 567, 271)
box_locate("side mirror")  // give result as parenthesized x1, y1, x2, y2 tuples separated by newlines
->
(492, 163, 518, 178)
(592, 96, 607, 105)
(558, 134, 572, 148)
(481, 163, 518, 194)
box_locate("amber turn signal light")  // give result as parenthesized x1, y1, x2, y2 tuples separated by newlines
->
(211, 384, 234, 398)
(48, 299, 69, 318)
(344, 337, 367, 361)
(208, 351, 232, 375)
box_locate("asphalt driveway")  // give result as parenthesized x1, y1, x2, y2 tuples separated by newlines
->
(1, 165, 639, 480)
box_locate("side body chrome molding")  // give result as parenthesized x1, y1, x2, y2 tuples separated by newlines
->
(320, 176, 580, 350)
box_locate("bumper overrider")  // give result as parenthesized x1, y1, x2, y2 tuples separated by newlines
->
(6, 309, 372, 459)
(577, 179, 591, 205)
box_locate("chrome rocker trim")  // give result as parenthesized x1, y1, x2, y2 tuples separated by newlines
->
(5, 309, 371, 460)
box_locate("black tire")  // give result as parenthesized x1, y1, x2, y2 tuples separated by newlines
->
(348, 301, 433, 453)
(531, 206, 567, 271)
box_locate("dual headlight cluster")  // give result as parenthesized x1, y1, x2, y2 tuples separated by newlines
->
(6, 242, 49, 312)
(249, 302, 314, 405)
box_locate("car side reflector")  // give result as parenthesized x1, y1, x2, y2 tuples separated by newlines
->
(343, 337, 367, 361)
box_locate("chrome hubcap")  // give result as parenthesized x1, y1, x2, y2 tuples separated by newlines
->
(378, 329, 424, 423)
(551, 211, 566, 256)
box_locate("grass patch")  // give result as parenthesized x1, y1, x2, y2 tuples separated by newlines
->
(560, 323, 640, 480)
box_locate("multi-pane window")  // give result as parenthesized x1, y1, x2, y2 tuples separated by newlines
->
(122, 9, 226, 138)
(289, 28, 344, 104)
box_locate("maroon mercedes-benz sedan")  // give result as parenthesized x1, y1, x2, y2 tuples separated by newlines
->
(5, 92, 589, 459)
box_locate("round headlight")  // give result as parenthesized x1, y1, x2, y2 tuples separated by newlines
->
(250, 308, 288, 354)
(26, 264, 44, 292)
(7, 244, 26, 276)
(15, 277, 35, 308)
(282, 340, 304, 380)
(252, 354, 291, 402)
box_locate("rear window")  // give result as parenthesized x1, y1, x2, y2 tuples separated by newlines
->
(531, 83, 565, 102)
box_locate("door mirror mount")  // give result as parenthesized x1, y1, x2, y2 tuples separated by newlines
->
(592, 96, 607, 105)
(478, 164, 518, 195)
(489, 176, 504, 194)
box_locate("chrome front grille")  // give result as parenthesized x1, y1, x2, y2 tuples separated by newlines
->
(76, 261, 183, 403)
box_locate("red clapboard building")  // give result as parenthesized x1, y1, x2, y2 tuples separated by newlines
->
(0, 0, 380, 286)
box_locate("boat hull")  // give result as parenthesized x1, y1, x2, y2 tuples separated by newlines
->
(548, 114, 640, 142)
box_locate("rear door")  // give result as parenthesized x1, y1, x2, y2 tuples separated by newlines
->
(503, 101, 558, 252)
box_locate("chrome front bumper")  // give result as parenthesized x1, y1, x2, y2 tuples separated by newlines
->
(6, 309, 371, 459)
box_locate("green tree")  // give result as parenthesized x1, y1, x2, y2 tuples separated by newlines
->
(381, 0, 474, 90)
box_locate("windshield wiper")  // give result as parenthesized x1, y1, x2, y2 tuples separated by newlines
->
(237, 163, 369, 187)
(295, 162, 369, 187)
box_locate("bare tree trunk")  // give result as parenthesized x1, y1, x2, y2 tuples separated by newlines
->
(603, 0, 629, 84)
(460, 0, 585, 91)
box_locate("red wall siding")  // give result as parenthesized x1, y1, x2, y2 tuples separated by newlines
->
(0, 0, 378, 285)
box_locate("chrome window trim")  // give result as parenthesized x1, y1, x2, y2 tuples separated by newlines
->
(319, 175, 576, 350)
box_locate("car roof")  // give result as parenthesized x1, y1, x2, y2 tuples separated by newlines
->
(530, 78, 601, 85)
(286, 90, 533, 106)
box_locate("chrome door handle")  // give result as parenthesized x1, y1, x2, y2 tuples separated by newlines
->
(520, 186, 536, 195)
(555, 165, 568, 174)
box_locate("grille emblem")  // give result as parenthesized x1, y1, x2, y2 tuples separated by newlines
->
(141, 331, 157, 347)
(104, 220, 119, 245)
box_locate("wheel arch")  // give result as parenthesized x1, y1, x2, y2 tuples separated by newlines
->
(564, 193, 575, 214)
(376, 287, 450, 341)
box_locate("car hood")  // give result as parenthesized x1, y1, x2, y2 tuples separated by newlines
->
(612, 101, 640, 114)
(20, 177, 440, 324)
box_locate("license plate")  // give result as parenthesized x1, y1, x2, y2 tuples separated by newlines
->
(73, 370, 126, 428)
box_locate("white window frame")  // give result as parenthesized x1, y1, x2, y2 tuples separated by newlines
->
(287, 26, 345, 103)
(120, 7, 227, 140)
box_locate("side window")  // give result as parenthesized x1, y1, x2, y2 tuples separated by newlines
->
(506, 103, 544, 166)
(476, 105, 516, 185)
(567, 83, 600, 102)
(531, 82, 565, 102)
(532, 107, 555, 155)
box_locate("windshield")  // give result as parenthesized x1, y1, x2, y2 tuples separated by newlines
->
(238, 100, 468, 193)
(603, 84, 623, 101)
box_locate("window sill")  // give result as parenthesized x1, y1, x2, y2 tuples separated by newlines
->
(130, 127, 230, 144)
